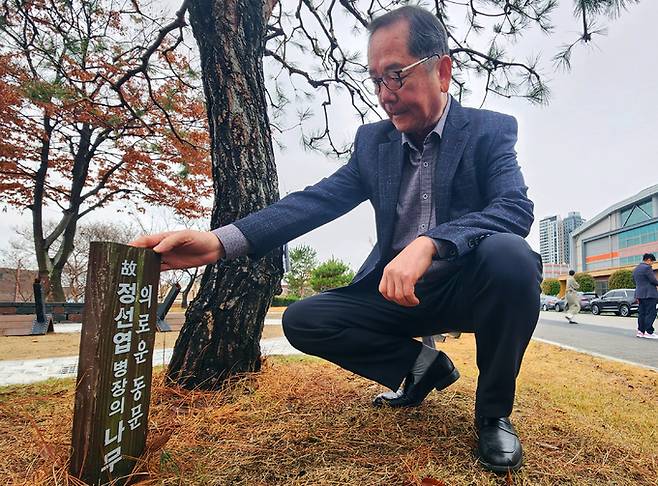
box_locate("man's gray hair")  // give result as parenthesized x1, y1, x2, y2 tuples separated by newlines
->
(367, 6, 449, 59)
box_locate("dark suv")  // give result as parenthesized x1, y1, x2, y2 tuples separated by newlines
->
(590, 289, 638, 317)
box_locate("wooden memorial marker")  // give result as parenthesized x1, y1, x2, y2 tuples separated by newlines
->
(70, 242, 160, 485)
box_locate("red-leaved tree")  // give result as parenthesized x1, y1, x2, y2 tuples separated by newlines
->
(0, 0, 211, 300)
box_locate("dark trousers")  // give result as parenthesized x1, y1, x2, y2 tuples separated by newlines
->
(637, 298, 657, 334)
(282, 233, 543, 418)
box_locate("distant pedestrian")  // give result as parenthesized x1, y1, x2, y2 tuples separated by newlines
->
(564, 270, 580, 324)
(632, 253, 658, 339)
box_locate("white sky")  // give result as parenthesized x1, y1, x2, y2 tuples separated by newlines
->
(1, 1, 656, 271)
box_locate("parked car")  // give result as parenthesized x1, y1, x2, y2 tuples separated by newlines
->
(554, 291, 598, 312)
(554, 295, 570, 312)
(540, 294, 559, 311)
(579, 292, 598, 311)
(589, 289, 639, 317)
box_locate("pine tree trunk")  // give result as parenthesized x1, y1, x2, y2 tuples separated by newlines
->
(166, 0, 283, 389)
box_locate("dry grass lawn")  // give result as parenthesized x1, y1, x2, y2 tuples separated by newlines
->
(0, 336, 656, 485)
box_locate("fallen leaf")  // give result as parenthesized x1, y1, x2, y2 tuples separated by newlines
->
(421, 478, 446, 486)
(146, 430, 173, 454)
(506, 468, 514, 485)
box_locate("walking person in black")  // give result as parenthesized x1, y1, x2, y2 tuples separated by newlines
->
(632, 253, 658, 339)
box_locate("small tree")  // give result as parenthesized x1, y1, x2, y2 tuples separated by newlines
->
(286, 245, 318, 297)
(309, 258, 355, 293)
(608, 269, 635, 290)
(575, 273, 596, 293)
(541, 279, 561, 296)
(179, 268, 201, 308)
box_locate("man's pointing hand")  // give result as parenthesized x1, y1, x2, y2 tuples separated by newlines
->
(130, 229, 224, 271)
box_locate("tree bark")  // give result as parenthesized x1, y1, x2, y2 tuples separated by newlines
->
(166, 0, 283, 389)
(31, 114, 87, 302)
(13, 266, 20, 302)
(33, 114, 54, 299)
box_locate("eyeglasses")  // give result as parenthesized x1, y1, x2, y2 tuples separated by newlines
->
(366, 54, 439, 95)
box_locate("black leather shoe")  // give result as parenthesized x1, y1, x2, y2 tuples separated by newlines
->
(372, 351, 459, 408)
(476, 417, 523, 472)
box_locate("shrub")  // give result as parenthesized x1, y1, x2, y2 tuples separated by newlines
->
(574, 272, 596, 292)
(309, 258, 355, 293)
(541, 278, 560, 296)
(608, 269, 635, 290)
(272, 296, 300, 307)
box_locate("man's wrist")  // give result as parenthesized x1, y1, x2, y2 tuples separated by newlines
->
(211, 224, 250, 260)
(417, 236, 438, 257)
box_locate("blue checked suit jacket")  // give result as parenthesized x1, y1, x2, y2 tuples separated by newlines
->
(233, 98, 534, 284)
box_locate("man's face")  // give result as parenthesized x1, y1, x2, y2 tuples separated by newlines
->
(367, 20, 451, 138)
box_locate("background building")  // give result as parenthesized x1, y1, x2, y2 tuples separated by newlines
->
(571, 184, 658, 295)
(562, 211, 586, 267)
(539, 215, 562, 265)
(539, 212, 585, 276)
(542, 263, 570, 279)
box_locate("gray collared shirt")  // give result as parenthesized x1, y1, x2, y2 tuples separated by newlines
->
(392, 95, 451, 258)
(214, 96, 455, 274)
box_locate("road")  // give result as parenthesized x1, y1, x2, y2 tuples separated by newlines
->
(533, 311, 658, 370)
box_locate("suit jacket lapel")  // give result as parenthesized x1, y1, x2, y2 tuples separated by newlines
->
(378, 129, 404, 256)
(435, 99, 470, 224)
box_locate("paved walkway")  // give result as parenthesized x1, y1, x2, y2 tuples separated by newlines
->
(2, 311, 656, 386)
(0, 336, 300, 386)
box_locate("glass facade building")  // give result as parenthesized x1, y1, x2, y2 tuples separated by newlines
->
(572, 186, 658, 279)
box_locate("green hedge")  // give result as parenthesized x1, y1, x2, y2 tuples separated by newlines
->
(574, 272, 596, 292)
(272, 296, 301, 307)
(541, 278, 561, 296)
(608, 269, 635, 290)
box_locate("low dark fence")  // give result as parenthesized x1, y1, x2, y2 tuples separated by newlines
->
(0, 301, 85, 322)
(1, 293, 178, 324)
